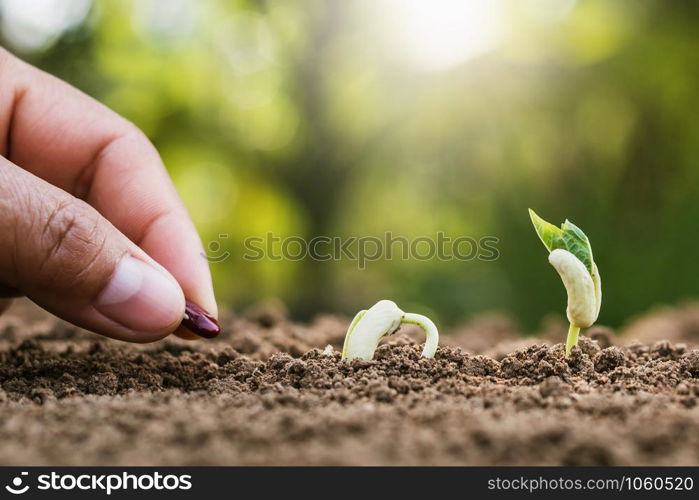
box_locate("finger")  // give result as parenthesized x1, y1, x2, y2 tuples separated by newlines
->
(86, 132, 215, 341)
(0, 159, 185, 342)
(0, 49, 217, 337)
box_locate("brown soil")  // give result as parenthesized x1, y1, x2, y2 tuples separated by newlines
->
(1, 300, 698, 466)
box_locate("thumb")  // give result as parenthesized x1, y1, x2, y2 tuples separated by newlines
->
(0, 158, 185, 342)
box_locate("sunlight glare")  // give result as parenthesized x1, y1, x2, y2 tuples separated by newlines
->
(387, 0, 507, 71)
(0, 0, 91, 52)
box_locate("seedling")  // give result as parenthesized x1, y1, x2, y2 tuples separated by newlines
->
(341, 300, 439, 361)
(529, 209, 602, 357)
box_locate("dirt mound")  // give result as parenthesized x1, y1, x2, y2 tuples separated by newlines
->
(0, 301, 698, 466)
(621, 302, 699, 347)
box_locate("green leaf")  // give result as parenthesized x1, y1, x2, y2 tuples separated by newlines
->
(528, 208, 563, 252)
(528, 209, 595, 274)
(561, 220, 594, 274)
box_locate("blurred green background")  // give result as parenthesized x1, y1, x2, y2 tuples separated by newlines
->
(2, 0, 698, 331)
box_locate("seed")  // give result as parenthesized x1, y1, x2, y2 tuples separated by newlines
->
(181, 300, 220, 338)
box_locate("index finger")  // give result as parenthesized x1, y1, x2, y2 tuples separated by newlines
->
(0, 49, 217, 338)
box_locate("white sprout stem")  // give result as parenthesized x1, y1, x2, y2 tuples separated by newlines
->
(401, 313, 439, 358)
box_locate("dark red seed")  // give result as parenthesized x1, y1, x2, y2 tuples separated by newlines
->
(181, 300, 220, 338)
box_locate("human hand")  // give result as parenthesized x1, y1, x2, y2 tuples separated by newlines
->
(0, 48, 218, 342)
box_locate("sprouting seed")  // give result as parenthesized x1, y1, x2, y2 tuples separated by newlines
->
(341, 300, 439, 361)
(529, 209, 602, 357)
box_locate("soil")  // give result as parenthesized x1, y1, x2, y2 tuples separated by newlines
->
(0, 299, 698, 466)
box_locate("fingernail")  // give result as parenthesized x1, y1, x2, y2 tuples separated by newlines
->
(96, 255, 183, 332)
(181, 300, 220, 338)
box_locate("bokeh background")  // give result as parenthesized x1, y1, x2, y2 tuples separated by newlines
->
(2, 0, 698, 331)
